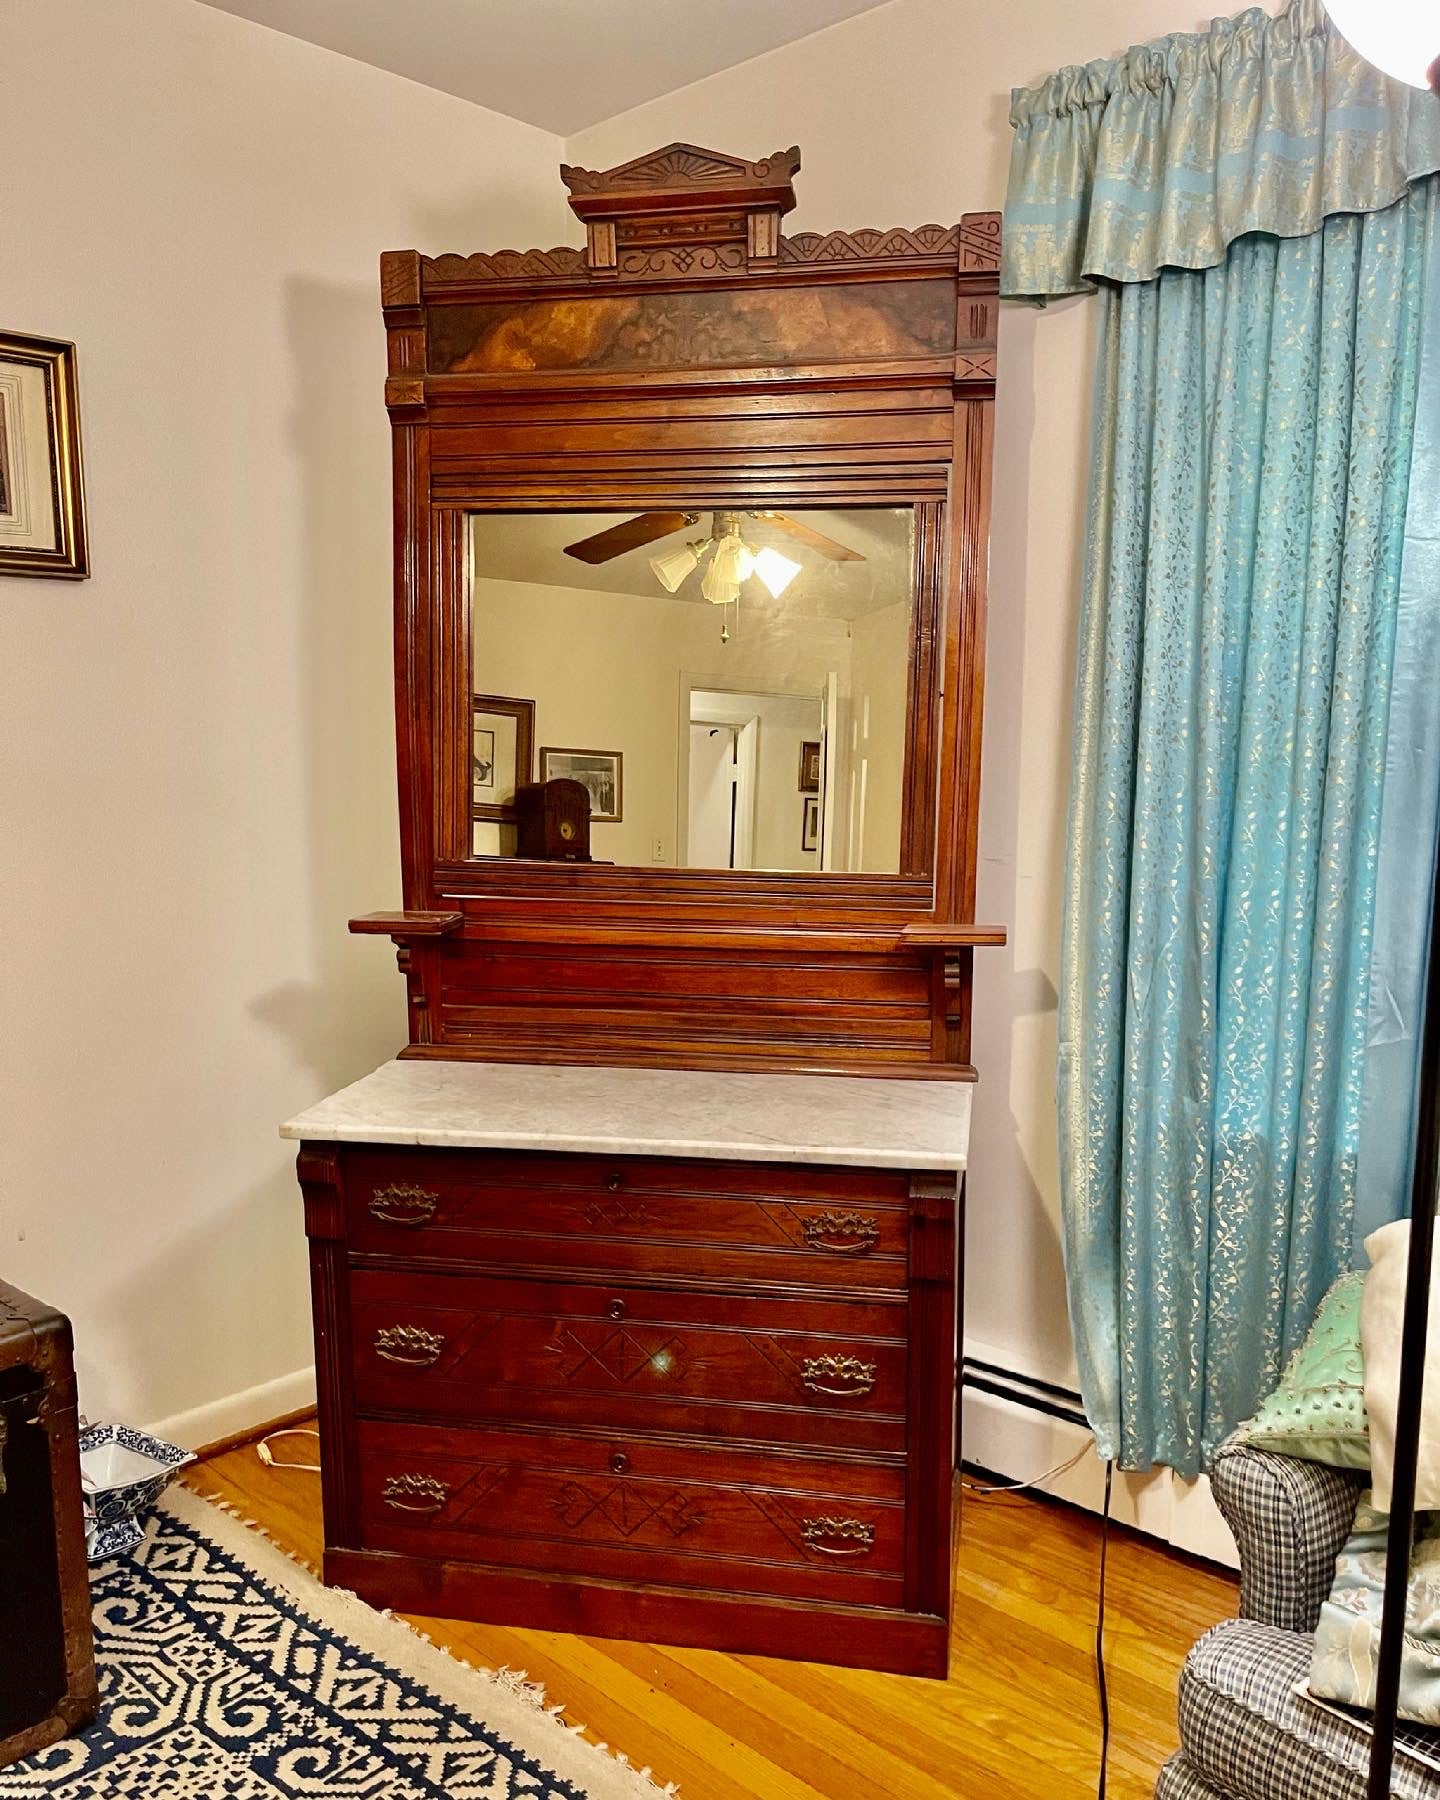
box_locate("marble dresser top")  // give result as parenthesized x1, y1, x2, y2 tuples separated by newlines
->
(280, 1058, 972, 1172)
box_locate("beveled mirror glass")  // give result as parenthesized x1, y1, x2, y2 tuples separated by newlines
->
(468, 506, 917, 873)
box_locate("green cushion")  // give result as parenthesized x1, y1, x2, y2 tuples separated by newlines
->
(1232, 1270, 1369, 1469)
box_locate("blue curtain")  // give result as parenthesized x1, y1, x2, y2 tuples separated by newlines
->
(1058, 178, 1436, 1474)
(1001, 0, 1440, 299)
(1354, 216, 1440, 1254)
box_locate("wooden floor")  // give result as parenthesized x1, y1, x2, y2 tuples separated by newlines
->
(185, 1431, 1236, 1800)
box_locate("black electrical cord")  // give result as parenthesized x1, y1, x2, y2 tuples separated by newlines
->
(1096, 1459, 1114, 1800)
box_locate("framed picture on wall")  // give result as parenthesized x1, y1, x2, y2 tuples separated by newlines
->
(801, 795, 820, 853)
(798, 740, 821, 793)
(0, 331, 88, 579)
(540, 746, 623, 823)
(472, 694, 534, 821)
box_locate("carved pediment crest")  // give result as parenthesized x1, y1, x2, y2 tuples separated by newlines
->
(559, 143, 801, 275)
(560, 143, 800, 201)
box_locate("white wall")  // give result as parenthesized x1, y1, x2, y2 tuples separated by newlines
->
(566, 0, 1240, 1546)
(0, 0, 570, 1442)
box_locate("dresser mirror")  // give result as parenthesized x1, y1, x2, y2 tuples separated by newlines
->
(468, 503, 919, 873)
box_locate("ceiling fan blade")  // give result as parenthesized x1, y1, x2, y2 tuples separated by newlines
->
(759, 513, 865, 562)
(562, 511, 695, 564)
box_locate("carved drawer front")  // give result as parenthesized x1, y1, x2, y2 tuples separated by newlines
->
(350, 1269, 908, 1454)
(355, 1417, 906, 1609)
(344, 1147, 912, 1292)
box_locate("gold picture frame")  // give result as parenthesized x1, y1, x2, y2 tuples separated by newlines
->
(0, 331, 88, 580)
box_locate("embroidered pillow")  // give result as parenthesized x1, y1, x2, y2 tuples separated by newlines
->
(1310, 1493, 1440, 1725)
(1232, 1270, 1369, 1469)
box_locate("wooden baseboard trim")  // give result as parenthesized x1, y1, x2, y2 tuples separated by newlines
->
(193, 1404, 318, 1466)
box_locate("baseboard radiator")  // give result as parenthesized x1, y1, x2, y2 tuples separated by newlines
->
(959, 1351, 1238, 1568)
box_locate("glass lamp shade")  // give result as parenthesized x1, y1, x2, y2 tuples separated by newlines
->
(751, 545, 802, 598)
(1325, 0, 1439, 88)
(701, 534, 753, 604)
(650, 543, 700, 593)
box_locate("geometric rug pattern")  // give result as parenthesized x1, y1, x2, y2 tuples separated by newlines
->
(0, 1489, 668, 1800)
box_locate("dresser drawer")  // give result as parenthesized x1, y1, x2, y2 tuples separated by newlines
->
(350, 1268, 907, 1453)
(343, 1147, 910, 1292)
(354, 1418, 906, 1609)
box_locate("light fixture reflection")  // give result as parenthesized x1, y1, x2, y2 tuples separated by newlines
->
(649, 543, 700, 592)
(751, 544, 801, 598)
(700, 534, 752, 605)
(1325, 0, 1439, 88)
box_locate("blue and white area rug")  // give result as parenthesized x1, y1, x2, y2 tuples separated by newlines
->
(0, 1486, 671, 1799)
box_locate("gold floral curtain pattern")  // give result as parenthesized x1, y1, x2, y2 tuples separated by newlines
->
(1001, 0, 1440, 299)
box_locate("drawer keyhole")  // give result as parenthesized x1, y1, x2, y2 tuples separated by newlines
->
(610, 1452, 630, 1475)
(608, 1298, 627, 1321)
(605, 1172, 624, 1192)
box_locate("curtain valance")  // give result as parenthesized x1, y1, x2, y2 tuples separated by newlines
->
(1002, 0, 1440, 298)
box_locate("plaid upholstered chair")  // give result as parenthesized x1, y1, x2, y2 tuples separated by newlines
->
(1156, 1440, 1440, 1799)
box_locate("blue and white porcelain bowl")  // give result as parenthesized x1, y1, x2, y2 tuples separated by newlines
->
(79, 1423, 194, 1538)
(84, 1513, 145, 1564)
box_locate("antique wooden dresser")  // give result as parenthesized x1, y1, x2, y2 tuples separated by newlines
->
(290, 143, 1002, 1677)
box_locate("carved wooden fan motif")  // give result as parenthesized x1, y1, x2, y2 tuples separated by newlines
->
(562, 510, 862, 566)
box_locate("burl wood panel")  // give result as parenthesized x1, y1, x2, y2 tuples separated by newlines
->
(428, 278, 956, 375)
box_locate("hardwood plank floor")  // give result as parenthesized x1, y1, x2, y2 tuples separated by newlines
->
(184, 1431, 1236, 1800)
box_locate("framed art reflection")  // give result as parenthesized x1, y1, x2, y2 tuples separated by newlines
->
(472, 694, 534, 820)
(539, 746, 623, 823)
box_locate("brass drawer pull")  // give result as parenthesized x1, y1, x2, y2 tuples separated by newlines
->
(369, 1183, 439, 1227)
(802, 1210, 880, 1254)
(800, 1353, 877, 1398)
(801, 1516, 876, 1558)
(381, 1472, 449, 1514)
(375, 1325, 445, 1367)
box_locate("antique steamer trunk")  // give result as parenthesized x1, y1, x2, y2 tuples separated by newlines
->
(0, 1279, 97, 1769)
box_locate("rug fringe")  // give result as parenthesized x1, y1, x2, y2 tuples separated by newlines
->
(195, 1491, 326, 1582)
(177, 1485, 680, 1796)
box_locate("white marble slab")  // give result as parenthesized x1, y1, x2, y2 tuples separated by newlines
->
(280, 1058, 971, 1171)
